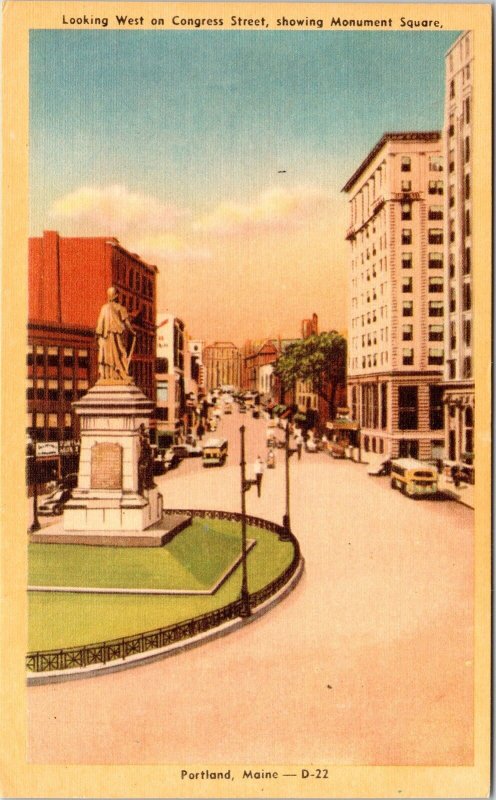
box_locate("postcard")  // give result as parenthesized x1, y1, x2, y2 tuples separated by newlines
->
(1, 2, 492, 798)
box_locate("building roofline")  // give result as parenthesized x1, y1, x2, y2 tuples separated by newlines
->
(444, 30, 468, 59)
(342, 131, 442, 193)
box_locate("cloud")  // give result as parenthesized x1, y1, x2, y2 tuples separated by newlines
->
(50, 184, 189, 236)
(128, 233, 211, 264)
(195, 185, 329, 235)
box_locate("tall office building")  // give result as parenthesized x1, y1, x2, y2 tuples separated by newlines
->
(344, 132, 445, 461)
(441, 32, 475, 476)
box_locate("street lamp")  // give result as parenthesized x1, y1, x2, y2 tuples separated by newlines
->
(239, 425, 259, 618)
(282, 423, 298, 540)
(28, 440, 40, 533)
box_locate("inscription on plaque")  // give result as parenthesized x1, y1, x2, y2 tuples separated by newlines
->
(91, 442, 122, 489)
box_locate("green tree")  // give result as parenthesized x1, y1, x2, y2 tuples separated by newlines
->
(274, 332, 347, 420)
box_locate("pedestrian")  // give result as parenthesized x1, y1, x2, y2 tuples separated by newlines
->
(451, 464, 461, 488)
(295, 431, 304, 460)
(267, 448, 275, 469)
(197, 422, 205, 441)
(254, 455, 265, 497)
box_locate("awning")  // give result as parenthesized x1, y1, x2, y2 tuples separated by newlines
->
(280, 408, 292, 419)
(326, 420, 360, 431)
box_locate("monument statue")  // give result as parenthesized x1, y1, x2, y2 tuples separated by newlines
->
(95, 287, 136, 382)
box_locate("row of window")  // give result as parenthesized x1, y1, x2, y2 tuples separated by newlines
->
(401, 228, 443, 245)
(447, 356, 472, 380)
(402, 348, 444, 366)
(27, 378, 89, 402)
(403, 301, 444, 317)
(27, 346, 89, 370)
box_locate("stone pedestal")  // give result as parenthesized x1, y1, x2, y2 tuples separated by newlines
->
(63, 382, 163, 539)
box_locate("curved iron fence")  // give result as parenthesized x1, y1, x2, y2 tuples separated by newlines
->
(27, 509, 300, 674)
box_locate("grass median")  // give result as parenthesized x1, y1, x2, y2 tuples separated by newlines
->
(28, 517, 295, 651)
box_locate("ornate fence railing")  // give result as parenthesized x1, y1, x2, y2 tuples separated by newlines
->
(26, 509, 301, 674)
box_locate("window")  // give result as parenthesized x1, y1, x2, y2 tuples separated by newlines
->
(463, 356, 472, 378)
(463, 319, 472, 346)
(401, 229, 412, 245)
(402, 253, 412, 269)
(448, 114, 455, 137)
(401, 180, 412, 191)
(465, 136, 470, 162)
(450, 220, 455, 243)
(401, 156, 411, 172)
(429, 277, 443, 293)
(464, 248, 471, 275)
(449, 149, 455, 173)
(402, 277, 413, 293)
(401, 203, 412, 220)
(449, 254, 455, 278)
(429, 252, 443, 269)
(450, 288, 456, 312)
(429, 301, 443, 317)
(429, 156, 443, 172)
(463, 283, 472, 310)
(47, 379, 58, 401)
(398, 385, 418, 430)
(450, 79, 455, 99)
(155, 407, 169, 421)
(47, 347, 58, 367)
(78, 349, 89, 368)
(449, 185, 455, 208)
(156, 381, 169, 402)
(450, 321, 456, 350)
(429, 325, 443, 342)
(36, 379, 45, 400)
(449, 359, 456, 379)
(63, 348, 74, 368)
(402, 348, 414, 365)
(465, 209, 471, 235)
(428, 348, 444, 365)
(429, 386, 444, 430)
(428, 180, 443, 195)
(63, 379, 73, 401)
(156, 357, 169, 373)
(35, 348, 44, 368)
(465, 97, 471, 124)
(381, 383, 387, 429)
(402, 324, 413, 341)
(428, 205, 443, 220)
(403, 301, 413, 317)
(429, 228, 443, 244)
(465, 173, 470, 199)
(27, 378, 34, 400)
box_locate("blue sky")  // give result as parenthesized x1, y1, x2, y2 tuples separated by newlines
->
(29, 29, 460, 340)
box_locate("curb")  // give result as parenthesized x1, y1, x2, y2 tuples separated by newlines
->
(27, 556, 305, 685)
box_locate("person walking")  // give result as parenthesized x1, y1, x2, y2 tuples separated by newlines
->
(254, 455, 265, 497)
(294, 431, 304, 461)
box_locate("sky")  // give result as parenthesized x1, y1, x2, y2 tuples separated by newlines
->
(30, 29, 459, 344)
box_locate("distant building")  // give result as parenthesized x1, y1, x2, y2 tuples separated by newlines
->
(155, 313, 186, 447)
(203, 342, 241, 391)
(441, 31, 475, 476)
(344, 132, 445, 460)
(28, 231, 157, 465)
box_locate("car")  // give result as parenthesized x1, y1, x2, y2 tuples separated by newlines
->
(239, 405, 247, 414)
(38, 487, 72, 516)
(367, 458, 392, 476)
(171, 443, 203, 459)
(61, 473, 78, 489)
(163, 449, 181, 471)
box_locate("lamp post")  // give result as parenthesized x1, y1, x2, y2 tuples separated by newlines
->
(28, 441, 40, 533)
(239, 425, 259, 617)
(282, 423, 297, 540)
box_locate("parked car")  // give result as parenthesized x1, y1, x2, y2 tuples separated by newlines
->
(38, 487, 72, 516)
(171, 443, 203, 459)
(367, 458, 392, 476)
(61, 472, 78, 489)
(163, 449, 181, 471)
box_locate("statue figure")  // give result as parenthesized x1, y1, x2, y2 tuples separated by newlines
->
(95, 287, 136, 382)
(137, 424, 155, 494)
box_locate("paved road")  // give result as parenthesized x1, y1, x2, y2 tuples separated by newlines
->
(28, 409, 474, 765)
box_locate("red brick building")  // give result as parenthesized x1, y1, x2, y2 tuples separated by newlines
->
(28, 231, 158, 452)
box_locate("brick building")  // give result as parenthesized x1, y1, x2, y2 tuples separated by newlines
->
(28, 231, 158, 452)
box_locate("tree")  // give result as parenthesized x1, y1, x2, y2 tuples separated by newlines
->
(273, 332, 347, 420)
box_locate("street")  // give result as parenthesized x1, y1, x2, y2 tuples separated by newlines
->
(28, 407, 474, 765)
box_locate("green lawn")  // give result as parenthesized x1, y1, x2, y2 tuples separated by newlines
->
(28, 520, 295, 651)
(29, 519, 243, 591)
